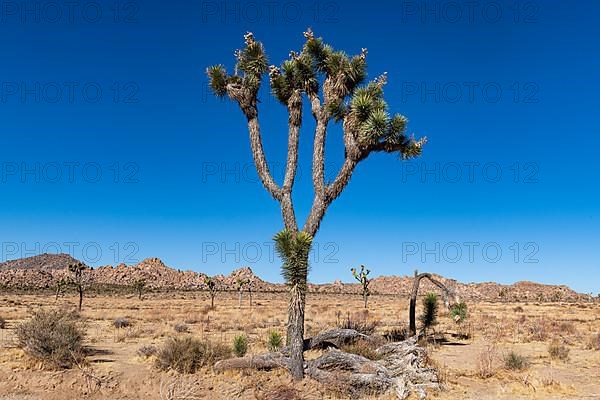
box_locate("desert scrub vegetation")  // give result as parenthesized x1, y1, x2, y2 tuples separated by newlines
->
(137, 344, 158, 358)
(476, 345, 497, 379)
(113, 317, 131, 329)
(156, 336, 231, 373)
(233, 333, 248, 357)
(548, 339, 570, 361)
(266, 330, 283, 351)
(420, 292, 439, 336)
(15, 309, 85, 368)
(173, 323, 189, 333)
(336, 310, 379, 335)
(0, 316, 6, 329)
(503, 351, 529, 371)
(340, 339, 381, 360)
(586, 332, 600, 350)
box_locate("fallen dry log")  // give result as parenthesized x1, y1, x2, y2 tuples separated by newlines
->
(213, 329, 440, 399)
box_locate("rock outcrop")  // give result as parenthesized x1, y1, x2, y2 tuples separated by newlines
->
(0, 253, 591, 302)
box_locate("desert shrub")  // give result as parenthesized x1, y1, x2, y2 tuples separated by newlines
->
(504, 351, 529, 371)
(513, 306, 524, 313)
(554, 321, 577, 336)
(15, 309, 85, 368)
(233, 333, 248, 357)
(477, 345, 497, 378)
(0, 316, 6, 329)
(114, 317, 131, 329)
(337, 311, 379, 335)
(155, 336, 230, 373)
(341, 339, 380, 360)
(383, 327, 408, 342)
(267, 330, 283, 352)
(586, 333, 600, 350)
(137, 344, 158, 358)
(420, 292, 439, 334)
(548, 340, 570, 361)
(174, 323, 189, 333)
(528, 319, 548, 341)
(449, 302, 468, 323)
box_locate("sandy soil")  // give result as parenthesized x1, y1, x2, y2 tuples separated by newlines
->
(0, 291, 599, 399)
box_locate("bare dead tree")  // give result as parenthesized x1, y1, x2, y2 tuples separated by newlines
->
(409, 269, 457, 337)
(207, 30, 427, 379)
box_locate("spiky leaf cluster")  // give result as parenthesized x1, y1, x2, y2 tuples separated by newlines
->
(420, 292, 439, 331)
(302, 32, 367, 101)
(274, 230, 313, 289)
(206, 32, 268, 106)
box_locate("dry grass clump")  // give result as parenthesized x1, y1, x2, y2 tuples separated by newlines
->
(528, 318, 548, 341)
(476, 345, 497, 378)
(174, 323, 189, 333)
(586, 333, 600, 350)
(548, 339, 570, 361)
(155, 336, 231, 373)
(137, 344, 158, 358)
(336, 310, 379, 335)
(503, 351, 529, 371)
(513, 306, 524, 313)
(15, 309, 85, 368)
(340, 339, 381, 360)
(0, 316, 6, 329)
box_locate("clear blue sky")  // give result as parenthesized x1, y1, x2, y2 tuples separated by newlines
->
(0, 0, 598, 293)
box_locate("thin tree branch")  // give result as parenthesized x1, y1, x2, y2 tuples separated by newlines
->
(246, 115, 283, 201)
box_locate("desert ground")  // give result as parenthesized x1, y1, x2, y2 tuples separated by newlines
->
(1, 291, 599, 400)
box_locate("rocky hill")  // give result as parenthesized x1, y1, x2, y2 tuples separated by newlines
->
(0, 253, 591, 302)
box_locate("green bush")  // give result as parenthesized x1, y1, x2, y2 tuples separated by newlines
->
(15, 309, 85, 368)
(420, 292, 438, 333)
(504, 351, 529, 371)
(450, 302, 468, 323)
(267, 330, 283, 352)
(233, 333, 248, 357)
(155, 336, 230, 373)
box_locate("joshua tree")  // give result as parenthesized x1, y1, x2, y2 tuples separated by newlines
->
(207, 30, 427, 379)
(133, 278, 146, 300)
(54, 277, 68, 301)
(235, 278, 248, 308)
(204, 276, 218, 309)
(68, 262, 92, 312)
(351, 265, 371, 309)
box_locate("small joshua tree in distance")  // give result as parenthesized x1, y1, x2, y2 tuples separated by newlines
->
(236, 278, 248, 308)
(204, 276, 218, 309)
(68, 262, 92, 312)
(55, 277, 68, 301)
(133, 278, 146, 301)
(351, 265, 371, 309)
(420, 292, 438, 337)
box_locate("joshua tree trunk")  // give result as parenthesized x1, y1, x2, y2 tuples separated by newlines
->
(78, 287, 83, 312)
(210, 293, 215, 309)
(55, 285, 61, 301)
(238, 291, 243, 308)
(363, 292, 368, 309)
(287, 283, 306, 380)
(409, 270, 455, 337)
